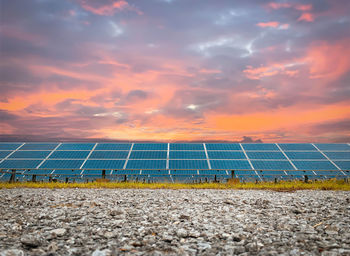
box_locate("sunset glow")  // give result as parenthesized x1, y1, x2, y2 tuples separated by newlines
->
(0, 0, 349, 142)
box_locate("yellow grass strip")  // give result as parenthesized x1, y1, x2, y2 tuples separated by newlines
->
(0, 179, 349, 191)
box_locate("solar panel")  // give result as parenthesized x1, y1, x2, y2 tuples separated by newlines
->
(242, 143, 279, 151)
(143, 170, 168, 175)
(205, 143, 241, 150)
(39, 160, 84, 169)
(259, 170, 286, 175)
(199, 170, 228, 175)
(333, 161, 350, 170)
(9, 151, 51, 159)
(170, 143, 204, 150)
(113, 170, 141, 175)
(285, 151, 326, 160)
(314, 143, 350, 151)
(234, 170, 258, 175)
(323, 152, 350, 160)
(171, 170, 198, 175)
(129, 151, 167, 159)
(0, 143, 22, 150)
(25, 169, 52, 175)
(251, 160, 294, 170)
(314, 171, 345, 176)
(94, 143, 131, 150)
(207, 151, 246, 159)
(169, 151, 206, 159)
(57, 143, 95, 150)
(126, 160, 166, 169)
(278, 144, 317, 151)
(287, 170, 316, 176)
(53, 169, 81, 175)
(292, 161, 338, 170)
(89, 151, 129, 159)
(0, 160, 42, 169)
(133, 143, 167, 150)
(210, 160, 252, 170)
(49, 151, 90, 159)
(21, 143, 59, 150)
(82, 160, 125, 169)
(169, 160, 208, 169)
(246, 151, 286, 160)
(0, 151, 12, 158)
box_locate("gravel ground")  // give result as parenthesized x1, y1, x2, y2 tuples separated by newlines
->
(0, 189, 349, 256)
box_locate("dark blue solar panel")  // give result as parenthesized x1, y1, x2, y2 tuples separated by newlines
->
(49, 151, 90, 159)
(57, 143, 95, 150)
(199, 170, 228, 175)
(142, 170, 168, 175)
(169, 151, 206, 159)
(210, 160, 252, 170)
(171, 170, 198, 175)
(54, 169, 82, 175)
(21, 143, 59, 150)
(83, 160, 125, 169)
(0, 160, 42, 169)
(0, 151, 11, 158)
(242, 143, 279, 151)
(259, 170, 286, 175)
(287, 170, 316, 176)
(133, 143, 167, 150)
(333, 161, 350, 170)
(0, 143, 22, 150)
(205, 143, 241, 150)
(246, 151, 286, 160)
(315, 143, 350, 151)
(94, 143, 131, 150)
(234, 170, 258, 175)
(324, 152, 350, 160)
(285, 151, 326, 160)
(39, 160, 84, 169)
(83, 170, 103, 175)
(130, 151, 167, 159)
(25, 169, 52, 175)
(169, 160, 208, 169)
(126, 160, 166, 169)
(314, 171, 344, 176)
(278, 144, 316, 151)
(251, 160, 294, 170)
(207, 151, 246, 159)
(292, 161, 337, 170)
(170, 144, 204, 150)
(113, 170, 141, 175)
(9, 151, 51, 159)
(89, 151, 129, 159)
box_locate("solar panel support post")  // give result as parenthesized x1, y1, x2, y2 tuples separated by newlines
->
(65, 177, 69, 183)
(231, 170, 235, 179)
(32, 173, 36, 183)
(49, 175, 52, 183)
(102, 170, 106, 179)
(304, 175, 309, 183)
(9, 169, 16, 183)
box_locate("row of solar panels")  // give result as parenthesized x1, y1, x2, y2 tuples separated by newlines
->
(0, 150, 349, 160)
(0, 143, 350, 151)
(0, 159, 349, 170)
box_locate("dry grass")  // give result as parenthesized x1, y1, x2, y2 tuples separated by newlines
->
(0, 179, 349, 191)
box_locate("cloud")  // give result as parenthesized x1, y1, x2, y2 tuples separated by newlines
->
(77, 0, 140, 16)
(256, 21, 280, 28)
(298, 13, 314, 22)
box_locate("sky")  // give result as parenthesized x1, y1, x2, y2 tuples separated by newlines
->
(0, 0, 349, 142)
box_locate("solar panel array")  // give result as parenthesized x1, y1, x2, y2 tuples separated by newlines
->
(0, 142, 349, 182)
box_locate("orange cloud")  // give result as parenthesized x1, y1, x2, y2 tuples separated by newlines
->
(295, 4, 312, 11)
(306, 39, 350, 80)
(267, 2, 291, 9)
(78, 0, 141, 16)
(243, 63, 300, 80)
(256, 21, 279, 28)
(298, 13, 315, 22)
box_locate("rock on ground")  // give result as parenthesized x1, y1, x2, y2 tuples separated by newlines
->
(0, 189, 349, 255)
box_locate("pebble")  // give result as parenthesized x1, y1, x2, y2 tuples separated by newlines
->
(0, 189, 349, 255)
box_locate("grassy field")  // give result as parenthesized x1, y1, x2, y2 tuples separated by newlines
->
(0, 179, 349, 191)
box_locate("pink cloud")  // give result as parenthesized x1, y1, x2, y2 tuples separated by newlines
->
(298, 13, 315, 22)
(256, 21, 280, 28)
(78, 0, 142, 16)
(267, 2, 292, 9)
(294, 4, 312, 11)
